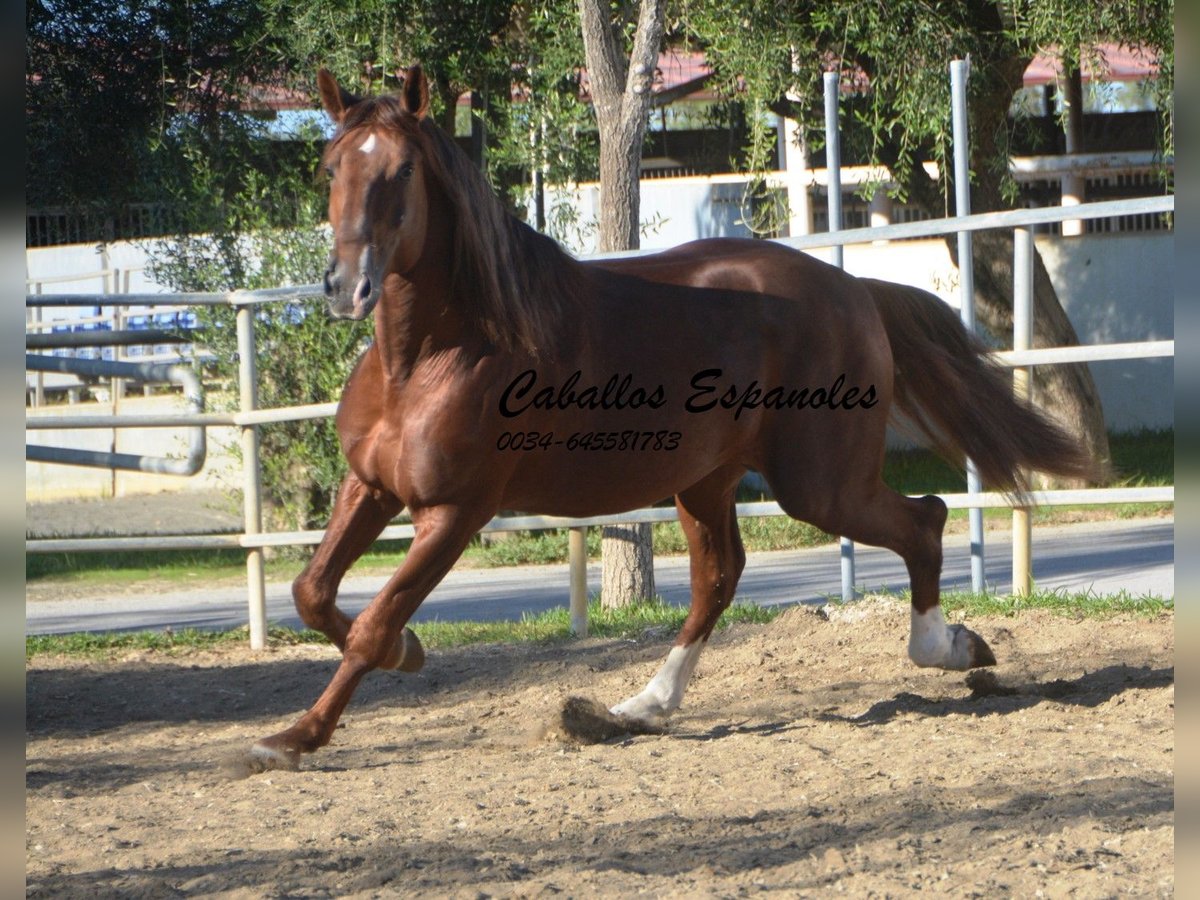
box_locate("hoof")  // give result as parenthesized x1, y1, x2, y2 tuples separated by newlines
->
(951, 623, 997, 668)
(381, 627, 425, 672)
(244, 741, 300, 774)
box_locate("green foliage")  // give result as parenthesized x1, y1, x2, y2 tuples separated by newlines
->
(678, 0, 1174, 213)
(147, 117, 367, 532)
(488, 0, 599, 191)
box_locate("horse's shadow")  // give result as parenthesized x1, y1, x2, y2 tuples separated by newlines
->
(816, 663, 1173, 727)
(664, 663, 1173, 742)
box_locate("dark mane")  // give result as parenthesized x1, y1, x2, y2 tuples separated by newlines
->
(326, 94, 580, 357)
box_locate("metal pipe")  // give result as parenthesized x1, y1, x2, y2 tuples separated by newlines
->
(569, 527, 588, 636)
(27, 401, 340, 431)
(26, 328, 191, 350)
(951, 58, 986, 594)
(1012, 228, 1034, 596)
(24, 284, 323, 310)
(24, 355, 205, 475)
(823, 71, 845, 272)
(236, 306, 268, 650)
(25, 201, 1174, 309)
(23, 193, 1175, 643)
(993, 341, 1175, 366)
(824, 69, 856, 603)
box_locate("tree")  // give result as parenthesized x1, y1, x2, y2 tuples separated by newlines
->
(578, 0, 666, 608)
(26, 0, 287, 226)
(577, 0, 665, 251)
(680, 0, 1174, 483)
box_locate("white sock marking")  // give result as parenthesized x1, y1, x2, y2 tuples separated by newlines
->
(610, 643, 705, 725)
(908, 606, 972, 669)
(358, 133, 377, 154)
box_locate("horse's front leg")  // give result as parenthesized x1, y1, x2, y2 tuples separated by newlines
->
(292, 473, 402, 649)
(252, 504, 488, 769)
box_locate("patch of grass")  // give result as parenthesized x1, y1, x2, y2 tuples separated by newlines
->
(942, 587, 1173, 618)
(831, 586, 1173, 619)
(1108, 428, 1174, 485)
(25, 598, 777, 659)
(410, 597, 776, 649)
(24, 624, 329, 659)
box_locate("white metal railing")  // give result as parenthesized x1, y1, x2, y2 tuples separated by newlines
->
(26, 193, 1175, 647)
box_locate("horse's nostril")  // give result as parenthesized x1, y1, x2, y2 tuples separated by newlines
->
(323, 268, 335, 295)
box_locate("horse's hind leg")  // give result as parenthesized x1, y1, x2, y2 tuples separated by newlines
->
(292, 473, 424, 672)
(844, 489, 995, 670)
(890, 493, 996, 671)
(779, 482, 995, 671)
(611, 467, 746, 728)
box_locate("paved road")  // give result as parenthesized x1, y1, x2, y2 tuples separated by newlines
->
(25, 517, 1173, 635)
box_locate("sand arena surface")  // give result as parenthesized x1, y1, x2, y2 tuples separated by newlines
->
(27, 600, 1173, 897)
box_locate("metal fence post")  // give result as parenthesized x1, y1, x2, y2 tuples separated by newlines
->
(236, 303, 268, 649)
(1012, 227, 1034, 595)
(951, 58, 986, 594)
(824, 69, 857, 604)
(569, 526, 588, 636)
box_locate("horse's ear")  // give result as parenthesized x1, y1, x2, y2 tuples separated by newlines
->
(402, 65, 430, 120)
(317, 68, 360, 124)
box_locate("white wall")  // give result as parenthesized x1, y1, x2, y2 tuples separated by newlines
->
(1036, 232, 1173, 433)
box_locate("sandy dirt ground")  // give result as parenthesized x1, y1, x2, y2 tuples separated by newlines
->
(27, 599, 1173, 898)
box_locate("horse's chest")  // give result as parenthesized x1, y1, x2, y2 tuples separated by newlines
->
(340, 380, 491, 506)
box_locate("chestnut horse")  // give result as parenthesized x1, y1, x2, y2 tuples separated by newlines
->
(250, 66, 1098, 768)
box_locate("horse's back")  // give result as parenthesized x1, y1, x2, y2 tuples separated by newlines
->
(590, 237, 874, 309)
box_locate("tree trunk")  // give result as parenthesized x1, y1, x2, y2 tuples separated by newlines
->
(578, 0, 665, 606)
(599, 522, 656, 609)
(577, 0, 663, 253)
(595, 114, 644, 250)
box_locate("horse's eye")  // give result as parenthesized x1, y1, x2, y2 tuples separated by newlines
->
(324, 164, 335, 178)
(399, 162, 414, 180)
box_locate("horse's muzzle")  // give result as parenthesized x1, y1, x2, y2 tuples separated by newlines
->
(324, 252, 380, 320)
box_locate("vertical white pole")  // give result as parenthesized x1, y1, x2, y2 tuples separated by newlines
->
(1012, 228, 1034, 596)
(33, 284, 45, 407)
(237, 304, 268, 650)
(823, 72, 845, 272)
(569, 526, 588, 636)
(824, 70, 855, 603)
(950, 58, 986, 594)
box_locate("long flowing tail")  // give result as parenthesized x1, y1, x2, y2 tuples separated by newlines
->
(864, 278, 1106, 495)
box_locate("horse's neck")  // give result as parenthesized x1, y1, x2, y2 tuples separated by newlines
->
(372, 270, 463, 382)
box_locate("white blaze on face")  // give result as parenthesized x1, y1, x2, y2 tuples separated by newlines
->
(358, 133, 377, 154)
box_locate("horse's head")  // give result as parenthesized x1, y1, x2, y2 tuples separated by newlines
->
(317, 66, 433, 320)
